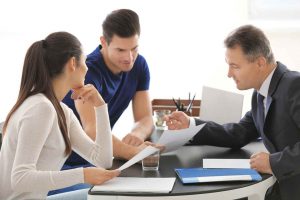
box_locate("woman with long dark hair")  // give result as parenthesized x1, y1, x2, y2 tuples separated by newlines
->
(0, 32, 119, 200)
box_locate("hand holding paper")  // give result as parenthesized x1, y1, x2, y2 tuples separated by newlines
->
(118, 146, 159, 171)
(117, 125, 205, 171)
(157, 124, 206, 153)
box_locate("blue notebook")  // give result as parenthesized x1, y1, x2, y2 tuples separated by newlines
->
(175, 168, 262, 184)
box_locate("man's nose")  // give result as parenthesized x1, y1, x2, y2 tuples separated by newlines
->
(124, 51, 133, 62)
(227, 67, 232, 78)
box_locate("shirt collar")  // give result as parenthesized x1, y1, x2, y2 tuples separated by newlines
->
(258, 67, 277, 98)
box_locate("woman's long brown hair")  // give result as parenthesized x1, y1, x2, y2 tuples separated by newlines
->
(3, 32, 82, 155)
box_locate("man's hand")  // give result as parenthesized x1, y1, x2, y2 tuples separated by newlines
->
(122, 133, 144, 146)
(139, 141, 166, 152)
(125, 141, 153, 160)
(250, 152, 273, 174)
(130, 141, 165, 159)
(164, 111, 190, 130)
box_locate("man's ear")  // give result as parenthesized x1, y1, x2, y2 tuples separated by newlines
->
(66, 57, 76, 72)
(257, 56, 267, 69)
(100, 36, 107, 48)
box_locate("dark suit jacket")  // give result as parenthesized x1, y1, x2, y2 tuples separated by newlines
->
(192, 62, 300, 200)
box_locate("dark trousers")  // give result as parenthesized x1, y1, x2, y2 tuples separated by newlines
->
(265, 182, 281, 200)
(235, 181, 281, 200)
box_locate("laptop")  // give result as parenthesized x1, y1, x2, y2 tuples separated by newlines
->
(199, 86, 244, 124)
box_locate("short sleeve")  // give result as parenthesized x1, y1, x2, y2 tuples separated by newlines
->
(85, 68, 102, 92)
(136, 55, 150, 91)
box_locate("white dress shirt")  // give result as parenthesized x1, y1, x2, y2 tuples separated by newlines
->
(258, 67, 276, 117)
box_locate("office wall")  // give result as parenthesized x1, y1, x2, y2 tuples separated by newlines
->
(1, 0, 300, 138)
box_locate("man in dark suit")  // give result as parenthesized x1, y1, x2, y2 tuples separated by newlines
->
(165, 25, 300, 200)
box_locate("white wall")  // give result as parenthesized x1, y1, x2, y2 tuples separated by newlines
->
(1, 0, 300, 139)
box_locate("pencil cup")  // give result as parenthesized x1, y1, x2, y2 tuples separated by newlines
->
(154, 109, 171, 129)
(142, 151, 160, 171)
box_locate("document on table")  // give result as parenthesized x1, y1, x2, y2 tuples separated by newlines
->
(157, 124, 206, 153)
(91, 177, 176, 193)
(203, 159, 250, 169)
(118, 146, 159, 171)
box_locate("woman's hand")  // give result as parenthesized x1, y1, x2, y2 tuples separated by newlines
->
(83, 167, 120, 185)
(71, 84, 105, 107)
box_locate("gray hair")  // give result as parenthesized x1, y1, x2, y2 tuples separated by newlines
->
(224, 25, 275, 64)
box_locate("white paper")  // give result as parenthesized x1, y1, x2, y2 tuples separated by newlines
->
(91, 177, 176, 193)
(157, 124, 206, 153)
(203, 159, 250, 169)
(118, 146, 159, 171)
(200, 86, 244, 124)
(117, 125, 205, 171)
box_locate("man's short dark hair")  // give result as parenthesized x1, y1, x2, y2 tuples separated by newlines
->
(224, 25, 275, 64)
(102, 9, 140, 44)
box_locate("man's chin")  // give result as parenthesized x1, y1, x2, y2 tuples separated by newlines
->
(121, 65, 134, 72)
(236, 85, 250, 91)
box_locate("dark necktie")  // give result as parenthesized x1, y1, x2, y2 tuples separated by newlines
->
(257, 93, 265, 132)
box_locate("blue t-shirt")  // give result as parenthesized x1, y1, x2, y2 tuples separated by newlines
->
(62, 45, 150, 165)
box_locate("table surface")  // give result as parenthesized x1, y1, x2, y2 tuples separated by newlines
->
(89, 130, 272, 197)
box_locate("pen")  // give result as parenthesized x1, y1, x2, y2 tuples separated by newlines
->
(172, 97, 180, 110)
(180, 103, 184, 111)
(186, 93, 196, 112)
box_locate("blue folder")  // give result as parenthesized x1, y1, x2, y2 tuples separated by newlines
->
(175, 168, 262, 184)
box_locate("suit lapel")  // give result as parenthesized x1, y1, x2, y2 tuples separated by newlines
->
(260, 62, 288, 152)
(264, 62, 288, 122)
(268, 62, 288, 97)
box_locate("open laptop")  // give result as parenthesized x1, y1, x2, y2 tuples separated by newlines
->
(199, 86, 244, 124)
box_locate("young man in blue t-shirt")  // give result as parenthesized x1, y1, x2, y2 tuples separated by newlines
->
(66, 8, 153, 162)
(49, 9, 154, 195)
